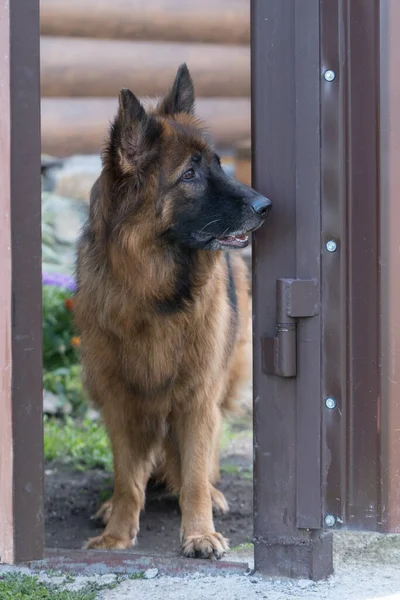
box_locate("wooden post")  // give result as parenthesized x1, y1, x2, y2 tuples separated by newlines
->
(0, 0, 43, 564)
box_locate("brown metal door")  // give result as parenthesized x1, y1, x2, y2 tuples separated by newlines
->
(252, 0, 400, 580)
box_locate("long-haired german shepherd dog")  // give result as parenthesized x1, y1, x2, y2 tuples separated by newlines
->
(74, 64, 271, 559)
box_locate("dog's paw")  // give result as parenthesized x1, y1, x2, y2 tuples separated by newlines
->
(211, 486, 229, 515)
(181, 532, 229, 559)
(91, 499, 113, 525)
(83, 534, 133, 550)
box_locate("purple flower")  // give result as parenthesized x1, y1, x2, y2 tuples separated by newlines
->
(42, 271, 77, 292)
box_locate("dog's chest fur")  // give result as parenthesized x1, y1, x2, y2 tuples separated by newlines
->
(119, 267, 233, 398)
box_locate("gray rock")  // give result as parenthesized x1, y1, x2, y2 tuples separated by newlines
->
(54, 204, 83, 246)
(42, 191, 88, 275)
(297, 579, 314, 589)
(41, 155, 64, 192)
(43, 390, 72, 416)
(87, 408, 101, 421)
(144, 568, 159, 580)
(43, 390, 60, 415)
(51, 155, 102, 203)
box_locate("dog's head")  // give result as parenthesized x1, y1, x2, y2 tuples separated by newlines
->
(102, 64, 271, 250)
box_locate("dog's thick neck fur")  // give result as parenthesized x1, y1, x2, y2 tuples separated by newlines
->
(81, 170, 223, 317)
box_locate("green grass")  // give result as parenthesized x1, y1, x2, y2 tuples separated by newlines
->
(0, 574, 97, 600)
(219, 418, 252, 452)
(230, 542, 254, 552)
(44, 417, 112, 471)
(43, 416, 254, 480)
(220, 463, 253, 480)
(0, 572, 145, 599)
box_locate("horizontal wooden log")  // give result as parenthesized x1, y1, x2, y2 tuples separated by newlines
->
(41, 97, 251, 157)
(40, 37, 250, 98)
(40, 0, 250, 45)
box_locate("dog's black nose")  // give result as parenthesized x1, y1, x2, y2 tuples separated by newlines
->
(250, 195, 272, 217)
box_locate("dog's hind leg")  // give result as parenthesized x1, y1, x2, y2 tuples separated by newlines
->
(209, 413, 229, 515)
(91, 497, 113, 525)
(162, 417, 229, 516)
(210, 485, 229, 514)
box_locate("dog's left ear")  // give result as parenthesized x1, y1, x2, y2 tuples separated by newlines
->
(159, 63, 195, 115)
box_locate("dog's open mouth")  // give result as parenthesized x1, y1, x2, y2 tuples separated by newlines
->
(216, 234, 249, 248)
(191, 230, 251, 249)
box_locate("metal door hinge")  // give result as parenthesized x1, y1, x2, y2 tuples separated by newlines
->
(262, 278, 319, 377)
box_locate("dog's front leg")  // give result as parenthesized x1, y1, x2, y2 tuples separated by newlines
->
(177, 399, 229, 559)
(84, 396, 157, 550)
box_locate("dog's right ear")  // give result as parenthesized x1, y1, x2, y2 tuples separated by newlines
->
(112, 88, 162, 174)
(118, 88, 146, 126)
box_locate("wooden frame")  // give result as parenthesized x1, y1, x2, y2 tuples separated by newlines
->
(1, 0, 399, 579)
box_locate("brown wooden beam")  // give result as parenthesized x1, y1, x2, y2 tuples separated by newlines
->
(41, 97, 251, 156)
(0, 0, 43, 564)
(40, 0, 250, 45)
(40, 37, 250, 98)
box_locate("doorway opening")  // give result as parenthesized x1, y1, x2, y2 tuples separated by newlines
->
(39, 0, 255, 569)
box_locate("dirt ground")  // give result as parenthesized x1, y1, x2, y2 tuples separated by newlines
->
(44, 376, 254, 555)
(44, 455, 253, 553)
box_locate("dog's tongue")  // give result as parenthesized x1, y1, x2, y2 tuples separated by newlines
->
(218, 234, 248, 248)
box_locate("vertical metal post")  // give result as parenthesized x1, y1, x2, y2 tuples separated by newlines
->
(379, 0, 400, 532)
(0, 0, 43, 563)
(252, 1, 400, 578)
(252, 0, 333, 580)
(320, 0, 383, 533)
(321, 0, 400, 535)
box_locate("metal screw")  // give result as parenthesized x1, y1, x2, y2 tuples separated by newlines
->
(324, 70, 336, 82)
(324, 514, 336, 527)
(325, 240, 337, 253)
(325, 397, 337, 410)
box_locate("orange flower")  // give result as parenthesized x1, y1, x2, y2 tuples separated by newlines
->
(65, 298, 74, 311)
(71, 336, 81, 347)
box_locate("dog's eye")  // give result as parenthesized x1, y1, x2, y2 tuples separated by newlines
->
(182, 168, 196, 181)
